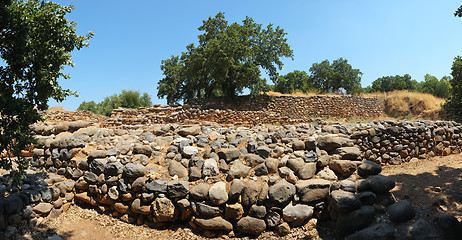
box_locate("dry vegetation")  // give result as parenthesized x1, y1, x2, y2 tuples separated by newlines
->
(362, 90, 446, 119)
(47, 106, 66, 112)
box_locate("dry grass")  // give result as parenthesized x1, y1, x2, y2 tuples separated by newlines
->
(362, 90, 445, 119)
(47, 106, 66, 112)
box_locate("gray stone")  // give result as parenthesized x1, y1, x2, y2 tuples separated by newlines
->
(265, 211, 281, 228)
(104, 162, 124, 176)
(167, 180, 189, 198)
(346, 223, 395, 240)
(256, 146, 271, 158)
(195, 217, 233, 232)
(228, 160, 251, 179)
(368, 175, 395, 194)
(317, 135, 351, 151)
(145, 180, 168, 194)
(178, 126, 201, 136)
(194, 202, 221, 218)
(265, 158, 279, 173)
(249, 205, 266, 219)
(123, 163, 147, 178)
(329, 190, 361, 213)
(218, 148, 241, 162)
(132, 177, 147, 192)
(40, 187, 53, 202)
(202, 158, 219, 177)
(245, 154, 265, 167)
(83, 171, 98, 184)
(336, 205, 376, 238)
(329, 160, 357, 178)
(168, 160, 188, 178)
(268, 179, 296, 205)
(254, 164, 269, 176)
(388, 200, 415, 223)
(292, 140, 305, 150)
(229, 179, 244, 202)
(296, 179, 331, 203)
(287, 158, 305, 172)
(208, 182, 228, 205)
(131, 198, 152, 215)
(189, 166, 202, 181)
(283, 204, 314, 226)
(190, 183, 210, 201)
(241, 180, 259, 208)
(304, 151, 318, 163)
(89, 158, 107, 175)
(133, 144, 152, 155)
(236, 216, 266, 235)
(334, 147, 361, 160)
(359, 191, 376, 205)
(33, 202, 53, 215)
(297, 163, 317, 180)
(358, 160, 382, 177)
(182, 146, 198, 158)
(89, 150, 106, 159)
(339, 180, 357, 193)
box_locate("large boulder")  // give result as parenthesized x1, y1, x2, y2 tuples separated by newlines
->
(178, 126, 201, 136)
(296, 179, 331, 203)
(282, 204, 314, 226)
(388, 200, 415, 223)
(268, 179, 295, 205)
(123, 163, 147, 178)
(195, 217, 233, 232)
(329, 190, 361, 213)
(317, 135, 351, 151)
(346, 223, 395, 240)
(236, 216, 266, 235)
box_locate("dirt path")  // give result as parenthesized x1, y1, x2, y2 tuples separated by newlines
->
(13, 154, 462, 240)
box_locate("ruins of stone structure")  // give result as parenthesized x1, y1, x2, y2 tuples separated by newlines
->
(0, 95, 461, 239)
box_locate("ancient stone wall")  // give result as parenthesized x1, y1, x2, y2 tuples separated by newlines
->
(1, 119, 460, 238)
(104, 95, 384, 127)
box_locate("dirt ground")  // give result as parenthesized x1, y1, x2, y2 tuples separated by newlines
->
(12, 154, 462, 240)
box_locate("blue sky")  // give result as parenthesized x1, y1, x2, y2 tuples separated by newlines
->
(49, 0, 462, 110)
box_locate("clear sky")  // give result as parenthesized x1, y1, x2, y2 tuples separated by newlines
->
(48, 0, 462, 110)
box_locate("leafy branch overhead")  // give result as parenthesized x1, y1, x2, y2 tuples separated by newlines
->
(157, 12, 294, 104)
(0, 0, 92, 184)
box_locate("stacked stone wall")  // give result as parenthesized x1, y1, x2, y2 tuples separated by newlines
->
(104, 95, 384, 127)
(0, 118, 461, 238)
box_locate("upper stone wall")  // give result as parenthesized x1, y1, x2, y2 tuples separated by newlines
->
(105, 95, 384, 127)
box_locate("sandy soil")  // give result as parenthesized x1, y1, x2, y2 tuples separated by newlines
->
(12, 154, 462, 240)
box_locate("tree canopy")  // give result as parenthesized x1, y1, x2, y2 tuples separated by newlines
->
(157, 12, 293, 104)
(78, 90, 152, 116)
(419, 74, 451, 99)
(309, 58, 362, 95)
(0, 0, 92, 183)
(273, 70, 311, 94)
(366, 74, 418, 93)
(443, 56, 462, 120)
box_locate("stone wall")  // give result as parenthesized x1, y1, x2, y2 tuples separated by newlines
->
(0, 119, 461, 238)
(104, 95, 384, 127)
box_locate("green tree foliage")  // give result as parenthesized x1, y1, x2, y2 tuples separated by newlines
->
(443, 56, 462, 120)
(0, 0, 92, 184)
(419, 74, 451, 99)
(78, 90, 152, 116)
(367, 74, 418, 93)
(309, 58, 362, 94)
(273, 70, 311, 94)
(157, 12, 294, 104)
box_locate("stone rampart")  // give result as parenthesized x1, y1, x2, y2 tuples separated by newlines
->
(104, 95, 384, 127)
(0, 118, 460, 238)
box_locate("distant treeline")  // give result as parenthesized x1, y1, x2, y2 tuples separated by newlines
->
(77, 90, 152, 116)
